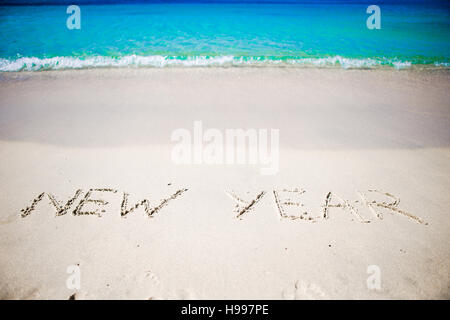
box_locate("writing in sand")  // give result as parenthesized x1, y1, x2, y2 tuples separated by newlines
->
(20, 186, 427, 225)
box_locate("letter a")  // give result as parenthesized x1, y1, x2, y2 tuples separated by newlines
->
(66, 5, 81, 30)
(366, 5, 381, 30)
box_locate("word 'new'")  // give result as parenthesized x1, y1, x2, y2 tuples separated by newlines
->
(21, 188, 188, 218)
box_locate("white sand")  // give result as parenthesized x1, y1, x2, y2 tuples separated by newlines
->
(0, 68, 449, 299)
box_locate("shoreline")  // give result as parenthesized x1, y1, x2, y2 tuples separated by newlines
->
(1, 54, 448, 72)
(1, 64, 449, 74)
(2, 64, 449, 75)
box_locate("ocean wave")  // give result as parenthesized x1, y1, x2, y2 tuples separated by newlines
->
(0, 55, 446, 71)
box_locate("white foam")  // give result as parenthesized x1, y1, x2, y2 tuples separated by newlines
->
(392, 61, 412, 69)
(0, 55, 439, 72)
(434, 62, 450, 67)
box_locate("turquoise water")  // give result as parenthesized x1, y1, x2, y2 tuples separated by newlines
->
(0, 1, 449, 70)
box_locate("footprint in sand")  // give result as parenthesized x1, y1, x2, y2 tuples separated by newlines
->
(142, 270, 167, 300)
(143, 270, 198, 300)
(173, 288, 197, 300)
(0, 214, 18, 225)
(282, 280, 326, 300)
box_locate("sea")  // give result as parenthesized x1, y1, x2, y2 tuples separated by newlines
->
(0, 0, 449, 71)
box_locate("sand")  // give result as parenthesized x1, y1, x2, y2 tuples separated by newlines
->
(0, 67, 449, 299)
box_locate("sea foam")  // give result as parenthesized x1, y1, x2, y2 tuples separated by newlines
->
(0, 55, 445, 72)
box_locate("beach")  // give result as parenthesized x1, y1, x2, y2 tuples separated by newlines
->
(0, 67, 449, 299)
